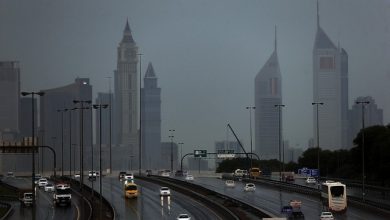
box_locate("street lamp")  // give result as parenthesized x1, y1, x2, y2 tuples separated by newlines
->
(68, 108, 77, 177)
(274, 104, 285, 181)
(312, 102, 324, 178)
(169, 129, 175, 172)
(21, 91, 44, 218)
(73, 100, 91, 189)
(246, 106, 256, 170)
(93, 103, 108, 218)
(178, 142, 184, 170)
(356, 100, 369, 201)
(57, 109, 67, 176)
(138, 53, 143, 176)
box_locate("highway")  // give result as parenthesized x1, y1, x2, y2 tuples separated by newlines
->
(85, 175, 222, 219)
(175, 176, 390, 220)
(1, 177, 82, 220)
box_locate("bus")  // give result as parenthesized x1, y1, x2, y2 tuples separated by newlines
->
(321, 181, 347, 212)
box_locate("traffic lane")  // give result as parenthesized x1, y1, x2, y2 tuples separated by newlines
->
(187, 177, 389, 220)
(137, 179, 221, 220)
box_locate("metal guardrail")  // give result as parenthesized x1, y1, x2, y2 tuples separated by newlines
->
(0, 201, 13, 220)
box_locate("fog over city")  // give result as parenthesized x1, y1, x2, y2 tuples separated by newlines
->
(1, 0, 389, 154)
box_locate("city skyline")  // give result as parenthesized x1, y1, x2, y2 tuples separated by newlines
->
(1, 0, 389, 155)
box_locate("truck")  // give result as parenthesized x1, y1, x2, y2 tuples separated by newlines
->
(19, 189, 34, 207)
(53, 184, 71, 206)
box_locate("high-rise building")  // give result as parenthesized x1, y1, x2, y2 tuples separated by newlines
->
(161, 142, 178, 170)
(348, 96, 383, 147)
(114, 20, 139, 168)
(141, 63, 162, 169)
(20, 97, 37, 139)
(255, 29, 282, 160)
(0, 61, 20, 139)
(313, 2, 349, 150)
(40, 78, 92, 173)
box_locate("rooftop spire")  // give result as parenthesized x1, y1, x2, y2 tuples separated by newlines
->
(274, 25, 277, 52)
(121, 19, 134, 43)
(317, 0, 320, 28)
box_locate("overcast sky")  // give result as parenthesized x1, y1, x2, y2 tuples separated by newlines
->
(1, 0, 389, 155)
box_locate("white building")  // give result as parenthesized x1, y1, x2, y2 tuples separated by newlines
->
(313, 4, 349, 150)
(255, 30, 283, 160)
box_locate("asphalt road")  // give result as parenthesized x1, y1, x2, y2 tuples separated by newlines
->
(85, 176, 222, 220)
(178, 176, 390, 220)
(2, 177, 81, 220)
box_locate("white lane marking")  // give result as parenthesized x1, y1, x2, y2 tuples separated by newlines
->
(72, 200, 81, 220)
(38, 188, 56, 220)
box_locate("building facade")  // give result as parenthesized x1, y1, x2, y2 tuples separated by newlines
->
(114, 20, 139, 168)
(313, 5, 349, 150)
(40, 78, 92, 174)
(141, 63, 162, 170)
(255, 31, 283, 160)
(348, 96, 383, 147)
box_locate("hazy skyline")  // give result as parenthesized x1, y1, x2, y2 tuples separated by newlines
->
(1, 0, 389, 156)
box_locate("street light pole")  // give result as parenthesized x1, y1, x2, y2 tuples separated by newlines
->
(21, 91, 44, 220)
(312, 102, 324, 178)
(178, 142, 184, 170)
(137, 53, 143, 176)
(57, 109, 67, 176)
(169, 129, 175, 172)
(73, 100, 91, 190)
(274, 104, 285, 181)
(93, 103, 108, 219)
(246, 106, 256, 170)
(356, 100, 369, 201)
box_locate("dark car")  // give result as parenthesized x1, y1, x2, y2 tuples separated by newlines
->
(175, 170, 184, 177)
(146, 170, 152, 176)
(285, 175, 294, 182)
(281, 205, 293, 213)
(119, 171, 126, 180)
(288, 211, 305, 219)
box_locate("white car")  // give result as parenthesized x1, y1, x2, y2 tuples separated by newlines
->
(160, 187, 171, 196)
(38, 178, 48, 187)
(44, 183, 55, 192)
(185, 175, 194, 181)
(225, 180, 235, 187)
(161, 171, 170, 177)
(244, 183, 256, 192)
(124, 173, 134, 180)
(177, 214, 191, 220)
(306, 177, 317, 184)
(320, 211, 334, 220)
(74, 173, 80, 178)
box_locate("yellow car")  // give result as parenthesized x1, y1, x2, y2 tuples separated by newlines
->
(124, 183, 138, 199)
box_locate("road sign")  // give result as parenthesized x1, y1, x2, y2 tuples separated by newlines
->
(217, 149, 235, 158)
(194, 150, 207, 158)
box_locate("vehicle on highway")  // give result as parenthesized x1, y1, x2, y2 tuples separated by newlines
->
(305, 177, 317, 184)
(88, 171, 99, 177)
(244, 183, 256, 192)
(177, 213, 191, 220)
(233, 169, 248, 179)
(320, 211, 334, 220)
(124, 173, 134, 180)
(225, 180, 235, 187)
(6, 171, 14, 178)
(119, 171, 126, 180)
(161, 170, 170, 177)
(287, 210, 305, 219)
(160, 187, 171, 196)
(146, 169, 152, 176)
(281, 205, 293, 214)
(53, 184, 72, 206)
(285, 174, 294, 182)
(34, 174, 42, 184)
(19, 189, 34, 207)
(74, 173, 80, 178)
(289, 200, 302, 209)
(44, 183, 55, 192)
(124, 182, 138, 198)
(175, 170, 184, 176)
(185, 174, 194, 181)
(249, 167, 261, 179)
(321, 181, 347, 212)
(38, 178, 48, 188)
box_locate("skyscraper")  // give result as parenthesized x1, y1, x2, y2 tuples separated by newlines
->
(255, 29, 282, 160)
(114, 20, 139, 167)
(141, 62, 161, 169)
(348, 96, 383, 147)
(313, 2, 349, 150)
(0, 61, 20, 139)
